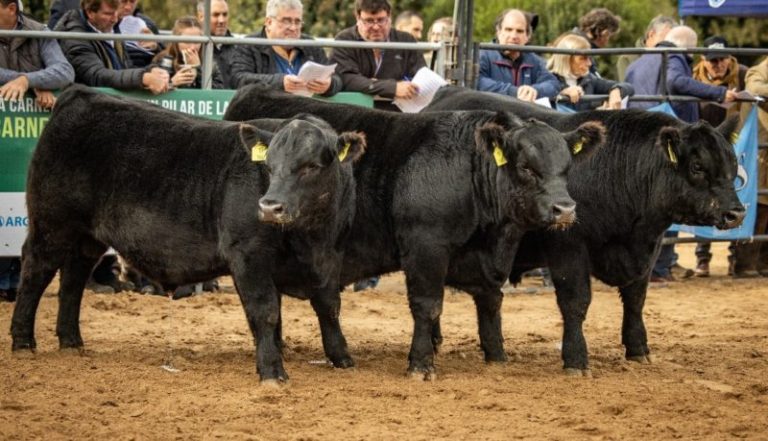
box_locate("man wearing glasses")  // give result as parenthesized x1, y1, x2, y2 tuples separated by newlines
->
(229, 0, 340, 96)
(331, 0, 425, 111)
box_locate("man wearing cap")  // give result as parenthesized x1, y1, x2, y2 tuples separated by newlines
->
(477, 8, 559, 102)
(692, 35, 749, 277)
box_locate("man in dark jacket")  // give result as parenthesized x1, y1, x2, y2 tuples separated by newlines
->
(230, 0, 340, 96)
(54, 0, 168, 93)
(330, 0, 425, 111)
(197, 0, 236, 88)
(626, 25, 737, 283)
(626, 26, 737, 121)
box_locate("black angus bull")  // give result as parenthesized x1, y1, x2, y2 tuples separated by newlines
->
(225, 87, 605, 379)
(426, 86, 746, 375)
(10, 86, 366, 383)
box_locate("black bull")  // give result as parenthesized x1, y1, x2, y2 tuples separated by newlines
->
(425, 86, 746, 375)
(10, 86, 367, 383)
(225, 86, 605, 379)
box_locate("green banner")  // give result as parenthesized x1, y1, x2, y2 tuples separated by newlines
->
(0, 87, 372, 255)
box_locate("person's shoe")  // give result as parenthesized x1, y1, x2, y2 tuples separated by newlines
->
(85, 280, 115, 294)
(732, 269, 760, 279)
(0, 288, 16, 302)
(694, 261, 710, 277)
(670, 263, 694, 279)
(650, 273, 675, 283)
(173, 285, 195, 300)
(202, 279, 219, 292)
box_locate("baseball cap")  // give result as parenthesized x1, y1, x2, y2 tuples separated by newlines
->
(703, 35, 728, 61)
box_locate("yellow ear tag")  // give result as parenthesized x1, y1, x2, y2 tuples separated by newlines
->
(730, 132, 739, 145)
(492, 142, 508, 167)
(572, 137, 586, 155)
(251, 142, 268, 162)
(338, 142, 351, 162)
(667, 141, 678, 165)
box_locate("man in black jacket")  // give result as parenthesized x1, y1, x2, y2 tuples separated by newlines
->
(54, 0, 168, 93)
(229, 0, 340, 96)
(197, 0, 236, 88)
(330, 0, 425, 111)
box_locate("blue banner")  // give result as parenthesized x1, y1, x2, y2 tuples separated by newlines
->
(679, 0, 768, 17)
(671, 106, 759, 239)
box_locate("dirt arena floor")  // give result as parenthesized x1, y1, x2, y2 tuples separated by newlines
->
(1, 241, 767, 440)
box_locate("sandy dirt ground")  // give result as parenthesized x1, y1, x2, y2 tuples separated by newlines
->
(1, 241, 767, 440)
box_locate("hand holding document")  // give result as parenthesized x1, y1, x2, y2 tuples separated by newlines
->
(119, 16, 154, 55)
(290, 61, 337, 97)
(393, 67, 448, 113)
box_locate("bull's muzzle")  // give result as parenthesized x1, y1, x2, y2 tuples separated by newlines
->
(551, 202, 577, 230)
(721, 206, 746, 230)
(259, 198, 292, 224)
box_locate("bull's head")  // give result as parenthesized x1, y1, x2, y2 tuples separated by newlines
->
(658, 115, 745, 230)
(475, 112, 605, 230)
(240, 115, 366, 227)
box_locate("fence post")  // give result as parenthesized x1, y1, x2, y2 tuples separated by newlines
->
(201, 0, 213, 90)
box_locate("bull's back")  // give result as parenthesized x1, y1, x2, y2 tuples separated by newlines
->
(29, 87, 245, 221)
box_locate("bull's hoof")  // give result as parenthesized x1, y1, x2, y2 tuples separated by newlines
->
(407, 368, 437, 382)
(11, 348, 36, 359)
(260, 378, 288, 388)
(59, 337, 84, 350)
(626, 354, 653, 364)
(484, 352, 509, 363)
(331, 357, 355, 369)
(11, 339, 36, 353)
(564, 368, 592, 377)
(59, 347, 86, 356)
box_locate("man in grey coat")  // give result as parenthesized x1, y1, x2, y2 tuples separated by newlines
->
(1, 0, 74, 108)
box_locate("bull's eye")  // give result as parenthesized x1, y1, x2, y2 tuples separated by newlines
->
(299, 163, 321, 177)
(691, 162, 704, 176)
(521, 166, 537, 180)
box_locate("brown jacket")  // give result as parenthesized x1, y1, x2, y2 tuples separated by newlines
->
(692, 56, 747, 126)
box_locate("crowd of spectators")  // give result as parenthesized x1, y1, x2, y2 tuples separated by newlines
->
(3, 0, 768, 299)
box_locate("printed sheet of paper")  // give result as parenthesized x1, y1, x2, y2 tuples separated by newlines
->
(292, 62, 337, 97)
(119, 16, 153, 55)
(534, 97, 553, 108)
(393, 67, 448, 113)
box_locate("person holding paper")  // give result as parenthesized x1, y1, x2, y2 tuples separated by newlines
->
(547, 33, 633, 111)
(229, 0, 341, 96)
(330, 0, 426, 111)
(151, 16, 224, 89)
(477, 9, 559, 103)
(116, 0, 163, 68)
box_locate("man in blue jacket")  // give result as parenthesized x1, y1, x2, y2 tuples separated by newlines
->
(626, 25, 737, 283)
(626, 25, 736, 121)
(477, 8, 559, 102)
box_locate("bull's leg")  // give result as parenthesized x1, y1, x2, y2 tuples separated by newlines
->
(310, 288, 354, 368)
(231, 263, 286, 383)
(11, 238, 63, 352)
(56, 253, 103, 350)
(548, 247, 593, 376)
(401, 247, 449, 380)
(619, 278, 651, 363)
(473, 291, 507, 362)
(431, 321, 443, 353)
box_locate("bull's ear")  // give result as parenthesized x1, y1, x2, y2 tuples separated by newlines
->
(563, 121, 606, 157)
(717, 114, 740, 145)
(239, 124, 273, 163)
(337, 131, 367, 164)
(657, 126, 682, 168)
(475, 122, 512, 167)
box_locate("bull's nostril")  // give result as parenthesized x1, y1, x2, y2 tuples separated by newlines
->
(553, 203, 576, 217)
